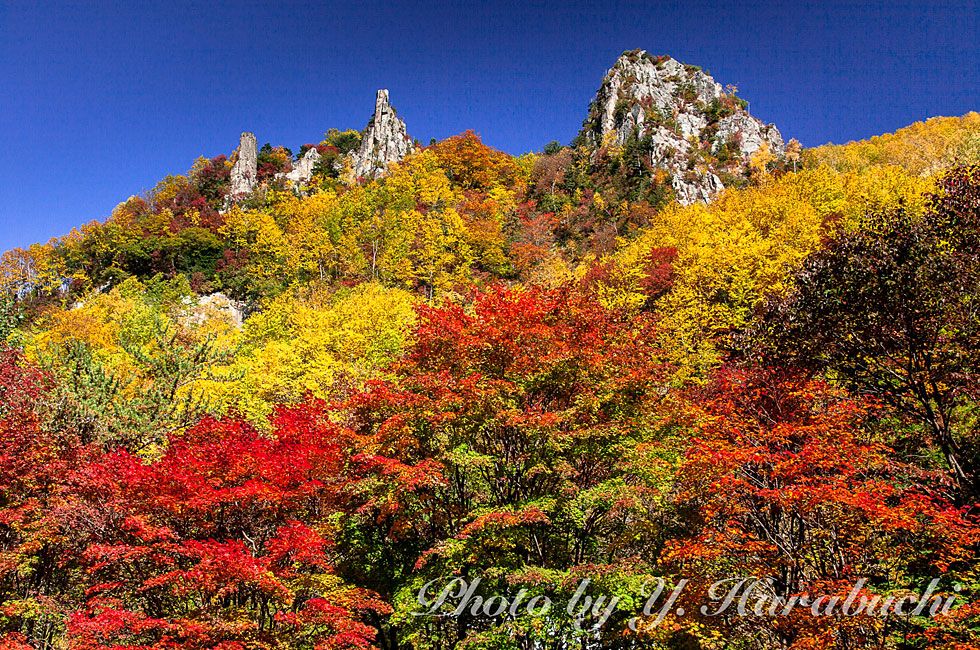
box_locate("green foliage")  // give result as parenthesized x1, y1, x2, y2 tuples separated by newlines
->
(19, 276, 238, 451)
(324, 127, 362, 154)
(0, 293, 23, 343)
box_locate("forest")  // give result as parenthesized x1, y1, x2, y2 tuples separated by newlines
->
(1, 109, 980, 649)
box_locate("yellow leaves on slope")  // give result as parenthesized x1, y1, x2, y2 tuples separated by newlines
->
(220, 206, 289, 288)
(388, 150, 461, 207)
(805, 112, 980, 176)
(203, 282, 417, 425)
(20, 275, 417, 429)
(613, 164, 934, 376)
(397, 208, 473, 299)
(214, 146, 494, 298)
(0, 240, 73, 297)
(17, 276, 237, 405)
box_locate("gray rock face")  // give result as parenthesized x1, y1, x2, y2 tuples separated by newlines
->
(714, 113, 785, 159)
(591, 56, 722, 145)
(672, 169, 725, 205)
(353, 90, 413, 179)
(584, 50, 784, 205)
(229, 132, 258, 199)
(285, 146, 322, 185)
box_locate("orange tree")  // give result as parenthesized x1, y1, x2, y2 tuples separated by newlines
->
(663, 367, 980, 649)
(335, 284, 678, 648)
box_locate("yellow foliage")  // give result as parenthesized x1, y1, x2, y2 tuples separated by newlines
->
(220, 207, 288, 288)
(18, 277, 238, 407)
(748, 142, 775, 181)
(805, 112, 980, 176)
(515, 152, 537, 181)
(613, 165, 933, 376)
(204, 282, 417, 425)
(0, 241, 70, 296)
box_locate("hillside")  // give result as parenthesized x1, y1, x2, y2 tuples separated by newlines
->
(1, 50, 980, 650)
(805, 111, 980, 175)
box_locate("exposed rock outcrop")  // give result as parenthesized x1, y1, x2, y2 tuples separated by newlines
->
(285, 146, 322, 186)
(353, 90, 413, 179)
(229, 132, 257, 199)
(181, 292, 249, 329)
(582, 50, 784, 204)
(714, 113, 784, 159)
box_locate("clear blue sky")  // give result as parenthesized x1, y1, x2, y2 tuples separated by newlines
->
(1, 0, 979, 252)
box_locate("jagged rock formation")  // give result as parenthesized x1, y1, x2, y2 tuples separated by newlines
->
(229, 132, 258, 199)
(285, 146, 322, 185)
(714, 113, 784, 160)
(582, 50, 784, 204)
(353, 90, 413, 179)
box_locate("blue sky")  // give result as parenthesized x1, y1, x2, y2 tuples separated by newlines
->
(1, 0, 979, 252)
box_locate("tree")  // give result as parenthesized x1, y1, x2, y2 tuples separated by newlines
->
(784, 138, 802, 172)
(202, 282, 417, 427)
(543, 141, 563, 156)
(664, 366, 979, 649)
(426, 131, 525, 193)
(0, 351, 390, 649)
(753, 165, 980, 497)
(337, 285, 675, 647)
(61, 404, 388, 650)
(21, 276, 239, 452)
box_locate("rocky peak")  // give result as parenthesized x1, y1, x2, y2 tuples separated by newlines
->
(353, 89, 413, 179)
(229, 132, 257, 199)
(582, 50, 784, 204)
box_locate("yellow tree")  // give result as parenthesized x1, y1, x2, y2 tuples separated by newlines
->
(397, 208, 473, 299)
(610, 164, 932, 377)
(202, 282, 417, 425)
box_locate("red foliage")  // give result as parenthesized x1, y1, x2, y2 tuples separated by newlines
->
(638, 246, 677, 303)
(0, 347, 90, 587)
(508, 201, 557, 274)
(665, 366, 980, 646)
(0, 380, 387, 649)
(339, 285, 670, 609)
(63, 404, 387, 649)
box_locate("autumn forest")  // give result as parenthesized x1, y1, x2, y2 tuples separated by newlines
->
(2, 54, 980, 649)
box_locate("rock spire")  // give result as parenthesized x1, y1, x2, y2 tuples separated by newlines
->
(352, 90, 413, 179)
(229, 132, 258, 199)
